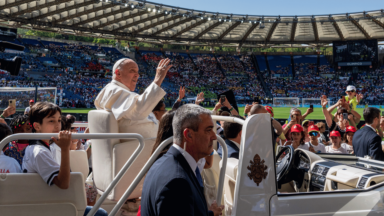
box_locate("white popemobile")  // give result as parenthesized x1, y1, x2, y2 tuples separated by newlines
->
(1, 112, 384, 216)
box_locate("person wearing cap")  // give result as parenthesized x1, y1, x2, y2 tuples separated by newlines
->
(95, 58, 171, 143)
(24, 99, 34, 115)
(341, 126, 357, 154)
(326, 131, 348, 154)
(302, 120, 314, 143)
(304, 125, 326, 153)
(345, 85, 363, 111)
(284, 124, 308, 150)
(353, 107, 384, 160)
(321, 95, 361, 139)
(282, 107, 313, 141)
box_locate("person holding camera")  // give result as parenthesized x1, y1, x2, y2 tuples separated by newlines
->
(282, 107, 313, 140)
(212, 96, 239, 116)
(321, 95, 361, 139)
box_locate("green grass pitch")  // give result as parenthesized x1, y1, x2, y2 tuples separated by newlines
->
(54, 107, 374, 120)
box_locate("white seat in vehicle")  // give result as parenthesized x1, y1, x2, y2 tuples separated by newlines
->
(88, 110, 155, 211)
(70, 150, 89, 182)
(220, 158, 239, 216)
(0, 173, 86, 216)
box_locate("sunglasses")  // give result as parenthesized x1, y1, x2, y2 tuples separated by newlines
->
(347, 90, 355, 93)
(309, 132, 319, 136)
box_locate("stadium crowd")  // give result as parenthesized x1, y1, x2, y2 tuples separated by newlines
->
(2, 54, 384, 216)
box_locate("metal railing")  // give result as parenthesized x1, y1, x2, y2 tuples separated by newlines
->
(108, 135, 228, 216)
(71, 116, 246, 128)
(72, 123, 89, 128)
(211, 115, 245, 125)
(0, 133, 145, 216)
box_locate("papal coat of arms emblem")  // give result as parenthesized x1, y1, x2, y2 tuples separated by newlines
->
(247, 154, 268, 186)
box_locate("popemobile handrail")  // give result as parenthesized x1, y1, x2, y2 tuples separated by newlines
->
(0, 133, 145, 216)
(108, 134, 228, 216)
(72, 123, 89, 128)
(211, 115, 245, 125)
(70, 116, 245, 128)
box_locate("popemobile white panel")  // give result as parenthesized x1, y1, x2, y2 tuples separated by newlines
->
(232, 114, 276, 216)
(270, 188, 384, 215)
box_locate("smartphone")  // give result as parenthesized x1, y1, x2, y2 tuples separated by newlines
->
(253, 97, 260, 104)
(9, 99, 16, 108)
(343, 113, 348, 120)
(220, 95, 226, 104)
(292, 115, 296, 121)
(310, 104, 313, 109)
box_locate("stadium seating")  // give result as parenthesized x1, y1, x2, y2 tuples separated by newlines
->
(4, 36, 384, 105)
(267, 55, 292, 77)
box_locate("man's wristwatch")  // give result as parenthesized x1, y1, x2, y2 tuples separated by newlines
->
(0, 114, 4, 119)
(229, 107, 234, 111)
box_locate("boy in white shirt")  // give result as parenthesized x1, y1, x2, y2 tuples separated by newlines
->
(22, 102, 107, 216)
(0, 123, 21, 173)
(305, 125, 326, 153)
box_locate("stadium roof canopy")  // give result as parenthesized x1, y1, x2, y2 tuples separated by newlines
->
(1, 0, 384, 47)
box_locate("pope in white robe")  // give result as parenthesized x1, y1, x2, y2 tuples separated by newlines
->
(93, 58, 173, 202)
(95, 58, 171, 141)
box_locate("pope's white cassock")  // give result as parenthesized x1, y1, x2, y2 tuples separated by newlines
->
(93, 59, 166, 200)
(94, 79, 166, 141)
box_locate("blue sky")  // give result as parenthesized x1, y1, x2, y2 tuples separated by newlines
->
(148, 0, 383, 16)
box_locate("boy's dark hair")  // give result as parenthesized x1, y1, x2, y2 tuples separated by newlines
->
(61, 114, 76, 131)
(0, 123, 12, 151)
(9, 115, 29, 132)
(29, 102, 62, 132)
(223, 115, 245, 139)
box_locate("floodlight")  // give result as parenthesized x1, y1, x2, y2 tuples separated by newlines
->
(148, 8, 151, 12)
(106, 0, 108, 2)
(229, 19, 232, 22)
(131, 4, 134, 8)
(219, 18, 222, 22)
(125, 3, 127, 6)
(165, 10, 168, 14)
(208, 17, 211, 21)
(201, 17, 204, 20)
(241, 20, 243, 23)
(249, 20, 252, 23)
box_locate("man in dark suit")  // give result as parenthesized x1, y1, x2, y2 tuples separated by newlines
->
(217, 115, 244, 159)
(141, 104, 224, 216)
(353, 107, 384, 160)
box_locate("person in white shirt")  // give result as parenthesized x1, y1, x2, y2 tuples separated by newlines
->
(341, 126, 357, 154)
(94, 58, 171, 142)
(305, 125, 326, 153)
(0, 123, 21, 173)
(326, 131, 348, 154)
(284, 124, 309, 151)
(22, 102, 107, 216)
(24, 99, 34, 115)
